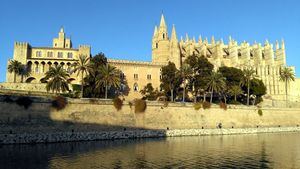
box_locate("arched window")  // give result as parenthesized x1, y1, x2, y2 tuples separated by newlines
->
(163, 33, 165, 39)
(156, 43, 158, 48)
(133, 83, 139, 92)
(34, 61, 39, 73)
(27, 61, 32, 72)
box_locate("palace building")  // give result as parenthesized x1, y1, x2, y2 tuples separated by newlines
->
(2, 14, 300, 101)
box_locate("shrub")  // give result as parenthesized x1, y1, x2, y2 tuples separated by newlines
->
(194, 102, 202, 110)
(52, 96, 67, 111)
(203, 101, 211, 109)
(16, 97, 33, 109)
(134, 99, 147, 113)
(128, 101, 133, 109)
(72, 84, 81, 92)
(228, 100, 241, 105)
(163, 101, 169, 107)
(219, 102, 227, 110)
(255, 97, 263, 105)
(258, 109, 263, 116)
(113, 97, 123, 111)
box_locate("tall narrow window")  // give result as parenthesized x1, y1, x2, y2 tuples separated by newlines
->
(47, 52, 53, 57)
(58, 52, 63, 58)
(134, 74, 138, 80)
(67, 52, 73, 58)
(147, 74, 151, 80)
(156, 43, 158, 48)
(133, 83, 139, 92)
(163, 34, 165, 39)
(36, 51, 42, 57)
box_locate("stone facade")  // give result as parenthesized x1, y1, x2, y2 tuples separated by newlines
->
(1, 99, 300, 144)
(6, 28, 91, 85)
(2, 15, 300, 101)
(151, 14, 299, 100)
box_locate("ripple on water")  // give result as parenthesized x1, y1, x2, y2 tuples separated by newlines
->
(1, 132, 300, 168)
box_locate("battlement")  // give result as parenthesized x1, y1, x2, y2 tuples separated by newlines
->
(108, 59, 165, 66)
(14, 42, 30, 47)
(79, 45, 91, 49)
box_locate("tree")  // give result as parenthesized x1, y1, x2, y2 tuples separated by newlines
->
(44, 65, 70, 94)
(206, 72, 226, 103)
(279, 67, 295, 106)
(241, 68, 256, 106)
(161, 62, 181, 102)
(19, 65, 30, 83)
(229, 85, 243, 101)
(249, 78, 266, 104)
(96, 64, 121, 99)
(184, 55, 214, 101)
(72, 55, 90, 98)
(83, 53, 108, 98)
(140, 83, 161, 101)
(7, 60, 22, 83)
(178, 64, 193, 102)
(219, 66, 244, 87)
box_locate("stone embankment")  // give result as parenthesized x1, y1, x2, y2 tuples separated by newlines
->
(1, 127, 300, 145)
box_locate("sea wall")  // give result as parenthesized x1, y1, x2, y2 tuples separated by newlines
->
(1, 99, 300, 144)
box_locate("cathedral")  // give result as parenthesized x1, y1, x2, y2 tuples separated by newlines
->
(149, 14, 291, 100)
(2, 14, 300, 101)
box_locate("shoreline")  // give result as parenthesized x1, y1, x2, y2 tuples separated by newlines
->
(1, 126, 300, 145)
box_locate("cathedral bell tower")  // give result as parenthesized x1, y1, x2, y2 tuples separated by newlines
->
(152, 14, 170, 65)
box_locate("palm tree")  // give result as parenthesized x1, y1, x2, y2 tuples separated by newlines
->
(229, 85, 243, 102)
(44, 65, 70, 94)
(279, 67, 295, 107)
(19, 65, 30, 83)
(96, 64, 121, 99)
(241, 68, 256, 106)
(206, 72, 226, 103)
(179, 64, 192, 102)
(72, 55, 90, 98)
(7, 60, 22, 83)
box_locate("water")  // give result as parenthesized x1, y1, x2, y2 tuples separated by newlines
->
(1, 132, 300, 169)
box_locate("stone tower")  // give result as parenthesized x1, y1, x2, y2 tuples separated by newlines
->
(152, 14, 181, 68)
(53, 27, 72, 48)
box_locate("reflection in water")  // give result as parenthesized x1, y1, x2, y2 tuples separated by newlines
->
(1, 132, 300, 168)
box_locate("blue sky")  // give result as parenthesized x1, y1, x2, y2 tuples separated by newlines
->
(0, 0, 300, 82)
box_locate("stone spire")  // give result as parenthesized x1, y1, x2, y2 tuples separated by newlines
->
(275, 40, 279, 50)
(185, 33, 189, 42)
(198, 35, 202, 43)
(211, 36, 215, 45)
(281, 39, 285, 49)
(229, 36, 232, 44)
(153, 26, 158, 38)
(180, 36, 184, 43)
(265, 39, 269, 46)
(158, 14, 168, 40)
(171, 24, 177, 41)
(159, 14, 167, 29)
(193, 36, 196, 43)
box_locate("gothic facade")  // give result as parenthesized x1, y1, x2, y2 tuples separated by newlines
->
(2, 14, 299, 101)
